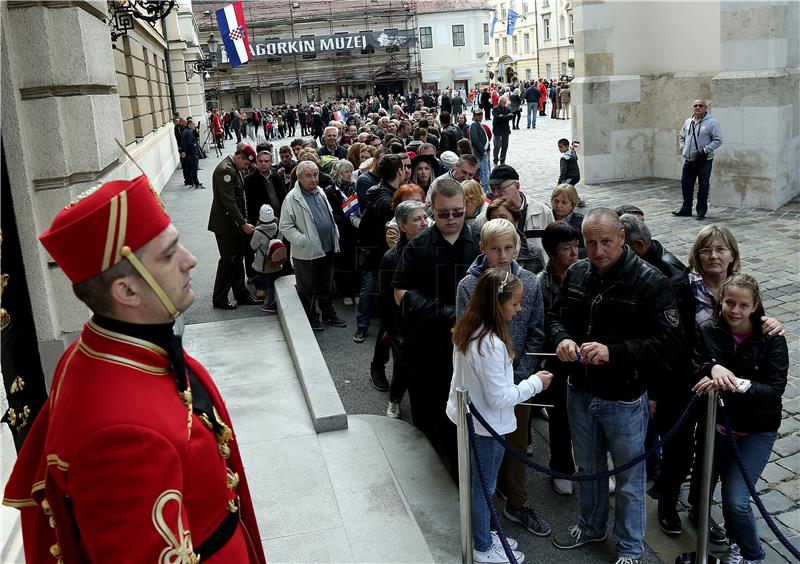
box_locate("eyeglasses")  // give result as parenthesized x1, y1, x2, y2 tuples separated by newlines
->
(404, 164, 412, 169)
(693, 104, 705, 108)
(698, 246, 730, 256)
(435, 209, 465, 219)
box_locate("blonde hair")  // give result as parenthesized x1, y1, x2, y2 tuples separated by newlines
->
(330, 159, 354, 185)
(688, 225, 741, 277)
(718, 273, 762, 315)
(462, 180, 485, 207)
(551, 184, 580, 210)
(481, 218, 520, 246)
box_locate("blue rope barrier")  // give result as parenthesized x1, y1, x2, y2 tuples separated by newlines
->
(469, 394, 700, 482)
(718, 401, 800, 561)
(466, 412, 518, 564)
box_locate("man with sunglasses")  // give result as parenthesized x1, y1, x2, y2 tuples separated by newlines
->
(392, 178, 481, 480)
(674, 98, 723, 219)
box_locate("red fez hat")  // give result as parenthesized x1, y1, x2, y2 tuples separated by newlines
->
(39, 175, 170, 284)
(241, 145, 256, 163)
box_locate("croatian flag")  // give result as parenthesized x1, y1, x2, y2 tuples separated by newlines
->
(216, 1, 250, 68)
(333, 110, 345, 122)
(342, 193, 359, 217)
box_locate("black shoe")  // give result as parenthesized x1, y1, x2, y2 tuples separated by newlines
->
(213, 301, 236, 310)
(657, 507, 682, 536)
(310, 318, 324, 332)
(671, 208, 692, 217)
(353, 328, 368, 343)
(688, 511, 727, 544)
(235, 294, 262, 306)
(696, 213, 706, 220)
(194, 184, 206, 189)
(370, 364, 390, 392)
(322, 316, 347, 328)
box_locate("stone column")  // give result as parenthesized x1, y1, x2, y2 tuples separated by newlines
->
(571, 0, 651, 183)
(711, 0, 800, 209)
(1, 0, 123, 362)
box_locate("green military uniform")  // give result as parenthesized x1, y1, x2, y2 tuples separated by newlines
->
(207, 156, 249, 306)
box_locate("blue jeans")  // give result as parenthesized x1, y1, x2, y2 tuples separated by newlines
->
(680, 158, 713, 216)
(356, 269, 377, 330)
(526, 102, 537, 127)
(567, 384, 648, 558)
(714, 430, 775, 561)
(471, 434, 506, 552)
(478, 153, 491, 195)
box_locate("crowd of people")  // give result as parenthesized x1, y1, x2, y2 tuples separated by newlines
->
(194, 87, 783, 564)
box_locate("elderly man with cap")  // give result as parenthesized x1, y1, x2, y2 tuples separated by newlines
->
(476, 164, 554, 273)
(2, 176, 266, 563)
(208, 145, 262, 310)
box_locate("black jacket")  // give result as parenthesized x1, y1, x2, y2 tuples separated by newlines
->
(357, 181, 396, 270)
(324, 182, 358, 252)
(642, 240, 685, 280)
(243, 171, 287, 224)
(377, 237, 407, 335)
(694, 314, 788, 433)
(546, 247, 684, 401)
(439, 124, 463, 154)
(181, 127, 199, 157)
(492, 105, 513, 135)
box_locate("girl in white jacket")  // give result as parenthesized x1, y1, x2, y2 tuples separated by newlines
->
(446, 268, 553, 564)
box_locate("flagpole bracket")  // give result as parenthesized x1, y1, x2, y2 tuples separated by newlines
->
(107, 0, 176, 43)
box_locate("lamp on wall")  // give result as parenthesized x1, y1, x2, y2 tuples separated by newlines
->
(108, 0, 176, 43)
(185, 32, 218, 81)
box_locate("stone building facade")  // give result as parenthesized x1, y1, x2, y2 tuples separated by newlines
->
(0, 0, 207, 383)
(571, 0, 799, 209)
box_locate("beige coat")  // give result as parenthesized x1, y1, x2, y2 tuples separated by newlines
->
(278, 183, 340, 261)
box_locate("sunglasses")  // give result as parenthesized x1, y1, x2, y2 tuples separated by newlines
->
(435, 209, 465, 219)
(693, 104, 705, 108)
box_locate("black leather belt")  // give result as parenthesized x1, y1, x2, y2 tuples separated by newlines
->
(195, 511, 239, 560)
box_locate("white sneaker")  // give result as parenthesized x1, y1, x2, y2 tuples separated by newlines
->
(343, 297, 354, 306)
(609, 477, 616, 494)
(723, 543, 742, 564)
(553, 478, 574, 496)
(386, 401, 401, 419)
(473, 539, 525, 564)
(491, 531, 518, 551)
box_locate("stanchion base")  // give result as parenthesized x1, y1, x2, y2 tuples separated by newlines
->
(674, 552, 721, 564)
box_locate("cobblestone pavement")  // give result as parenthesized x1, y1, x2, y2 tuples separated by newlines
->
(313, 113, 800, 562)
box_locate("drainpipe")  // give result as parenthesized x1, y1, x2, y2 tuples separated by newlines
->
(161, 17, 179, 118)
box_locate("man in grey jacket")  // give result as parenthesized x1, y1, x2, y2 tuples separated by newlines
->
(673, 98, 723, 219)
(278, 160, 347, 331)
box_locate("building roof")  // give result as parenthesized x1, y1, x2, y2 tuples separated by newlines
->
(416, 0, 491, 14)
(192, 0, 490, 28)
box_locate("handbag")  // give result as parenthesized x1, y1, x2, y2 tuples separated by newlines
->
(691, 118, 708, 164)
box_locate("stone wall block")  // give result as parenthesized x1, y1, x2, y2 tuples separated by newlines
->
(577, 28, 611, 54)
(715, 144, 779, 181)
(574, 78, 610, 105)
(615, 102, 648, 129)
(580, 130, 611, 156)
(581, 103, 619, 133)
(130, 58, 148, 80)
(712, 107, 744, 145)
(721, 6, 781, 42)
(61, 96, 107, 175)
(123, 36, 145, 60)
(721, 38, 788, 72)
(713, 70, 797, 108)
(22, 98, 68, 180)
(654, 129, 680, 156)
(610, 128, 653, 154)
(742, 106, 783, 145)
(653, 156, 682, 181)
(116, 71, 131, 97)
(8, 5, 56, 89)
(584, 52, 614, 76)
(91, 95, 124, 165)
(118, 97, 134, 121)
(608, 76, 641, 103)
(579, 3, 613, 31)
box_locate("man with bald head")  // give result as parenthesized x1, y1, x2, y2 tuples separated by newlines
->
(674, 98, 723, 219)
(547, 208, 683, 563)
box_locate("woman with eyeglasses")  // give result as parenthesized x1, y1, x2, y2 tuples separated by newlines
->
(655, 225, 783, 545)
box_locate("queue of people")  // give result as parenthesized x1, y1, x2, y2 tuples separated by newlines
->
(195, 89, 781, 564)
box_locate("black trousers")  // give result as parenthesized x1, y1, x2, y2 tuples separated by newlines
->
(535, 372, 576, 474)
(212, 233, 248, 305)
(292, 252, 337, 322)
(180, 154, 190, 184)
(492, 132, 510, 164)
(656, 390, 702, 510)
(186, 153, 200, 186)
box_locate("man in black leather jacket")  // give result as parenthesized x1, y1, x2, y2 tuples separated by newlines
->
(547, 208, 683, 562)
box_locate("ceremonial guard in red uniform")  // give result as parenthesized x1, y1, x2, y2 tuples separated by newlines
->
(3, 176, 267, 563)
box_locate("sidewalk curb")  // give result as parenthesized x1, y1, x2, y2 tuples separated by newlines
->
(276, 275, 348, 433)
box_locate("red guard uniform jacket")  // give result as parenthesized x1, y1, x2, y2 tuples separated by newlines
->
(3, 319, 266, 564)
(212, 113, 224, 135)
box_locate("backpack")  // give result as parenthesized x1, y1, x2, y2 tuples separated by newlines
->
(264, 237, 287, 269)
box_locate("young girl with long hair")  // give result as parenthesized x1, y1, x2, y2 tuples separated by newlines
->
(692, 274, 788, 564)
(446, 268, 553, 564)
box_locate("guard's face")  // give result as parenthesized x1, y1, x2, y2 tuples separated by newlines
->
(135, 224, 198, 320)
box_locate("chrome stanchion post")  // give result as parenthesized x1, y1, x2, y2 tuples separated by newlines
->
(696, 388, 719, 564)
(456, 386, 473, 564)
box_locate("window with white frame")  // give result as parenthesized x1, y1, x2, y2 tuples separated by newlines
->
(484, 23, 489, 45)
(524, 33, 530, 53)
(512, 36, 518, 53)
(569, 13, 574, 36)
(420, 26, 433, 49)
(452, 24, 465, 47)
(543, 17, 550, 40)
